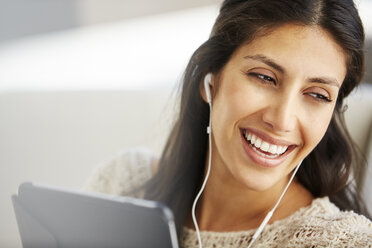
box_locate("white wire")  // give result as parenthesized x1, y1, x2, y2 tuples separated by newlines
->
(246, 159, 303, 248)
(191, 102, 213, 248)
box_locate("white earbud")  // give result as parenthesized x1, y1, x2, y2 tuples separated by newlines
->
(192, 72, 213, 248)
(204, 73, 212, 104)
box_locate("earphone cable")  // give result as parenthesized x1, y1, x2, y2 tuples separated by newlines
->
(246, 160, 303, 248)
(191, 102, 212, 248)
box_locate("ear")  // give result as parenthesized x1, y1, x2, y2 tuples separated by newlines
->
(200, 73, 214, 103)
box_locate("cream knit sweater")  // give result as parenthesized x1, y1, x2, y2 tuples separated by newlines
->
(82, 148, 372, 248)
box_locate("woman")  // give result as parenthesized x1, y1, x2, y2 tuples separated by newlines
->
(84, 0, 372, 247)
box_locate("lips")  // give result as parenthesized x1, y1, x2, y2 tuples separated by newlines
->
(240, 128, 296, 168)
(244, 131, 288, 158)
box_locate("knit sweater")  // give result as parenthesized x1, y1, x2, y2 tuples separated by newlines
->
(82, 148, 372, 248)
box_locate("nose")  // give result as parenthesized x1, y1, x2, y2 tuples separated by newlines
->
(261, 92, 297, 133)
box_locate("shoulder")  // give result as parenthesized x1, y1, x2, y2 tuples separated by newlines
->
(182, 197, 371, 247)
(271, 197, 372, 247)
(82, 147, 158, 196)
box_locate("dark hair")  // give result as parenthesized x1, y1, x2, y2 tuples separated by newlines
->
(143, 0, 370, 235)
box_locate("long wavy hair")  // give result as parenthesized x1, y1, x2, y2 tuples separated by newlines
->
(143, 0, 370, 235)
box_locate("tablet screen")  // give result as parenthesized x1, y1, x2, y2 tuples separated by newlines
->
(12, 182, 179, 248)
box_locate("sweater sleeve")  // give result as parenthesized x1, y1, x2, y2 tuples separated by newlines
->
(326, 212, 372, 247)
(282, 201, 372, 248)
(81, 148, 156, 197)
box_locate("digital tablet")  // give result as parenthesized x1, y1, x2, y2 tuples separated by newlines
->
(12, 182, 179, 248)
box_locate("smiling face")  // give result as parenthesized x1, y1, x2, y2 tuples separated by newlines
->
(205, 24, 347, 192)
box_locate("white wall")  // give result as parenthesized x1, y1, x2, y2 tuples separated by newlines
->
(0, 0, 223, 42)
(0, 90, 176, 247)
(77, 0, 223, 25)
(0, 5, 219, 92)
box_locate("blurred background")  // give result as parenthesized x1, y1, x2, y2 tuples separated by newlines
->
(0, 0, 371, 247)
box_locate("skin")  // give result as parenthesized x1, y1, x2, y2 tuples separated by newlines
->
(192, 24, 347, 231)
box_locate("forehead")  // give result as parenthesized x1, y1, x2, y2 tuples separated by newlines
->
(227, 24, 347, 84)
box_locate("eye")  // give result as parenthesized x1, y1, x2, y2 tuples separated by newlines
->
(248, 72, 277, 85)
(304, 86, 333, 103)
(307, 92, 332, 103)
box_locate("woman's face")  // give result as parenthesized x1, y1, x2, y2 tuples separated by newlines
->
(206, 24, 347, 192)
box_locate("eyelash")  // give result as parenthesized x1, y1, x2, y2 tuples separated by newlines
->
(307, 93, 332, 102)
(247, 72, 332, 103)
(248, 72, 276, 85)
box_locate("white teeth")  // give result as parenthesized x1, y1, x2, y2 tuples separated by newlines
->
(251, 134, 256, 144)
(243, 131, 289, 156)
(278, 146, 287, 154)
(251, 145, 280, 159)
(260, 142, 270, 152)
(268, 144, 277, 154)
(254, 138, 262, 148)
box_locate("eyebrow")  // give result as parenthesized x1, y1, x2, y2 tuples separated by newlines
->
(308, 77, 340, 88)
(244, 54, 341, 88)
(244, 54, 285, 74)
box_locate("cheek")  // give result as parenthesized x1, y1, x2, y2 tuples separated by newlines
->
(212, 85, 263, 131)
(301, 110, 334, 150)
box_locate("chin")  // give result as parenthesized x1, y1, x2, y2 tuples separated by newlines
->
(236, 170, 281, 192)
